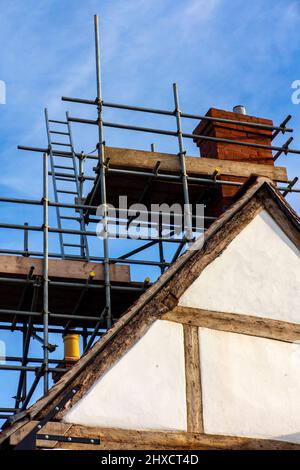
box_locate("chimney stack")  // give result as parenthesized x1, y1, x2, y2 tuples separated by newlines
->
(193, 107, 274, 216)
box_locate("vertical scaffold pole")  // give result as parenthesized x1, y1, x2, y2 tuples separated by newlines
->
(94, 14, 111, 328)
(151, 143, 165, 275)
(43, 152, 49, 393)
(173, 83, 193, 243)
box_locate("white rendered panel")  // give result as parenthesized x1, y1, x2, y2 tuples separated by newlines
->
(64, 320, 187, 430)
(179, 211, 300, 323)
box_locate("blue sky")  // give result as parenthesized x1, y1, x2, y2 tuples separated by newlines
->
(0, 0, 300, 419)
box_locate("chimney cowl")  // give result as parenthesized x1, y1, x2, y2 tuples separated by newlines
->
(233, 105, 246, 115)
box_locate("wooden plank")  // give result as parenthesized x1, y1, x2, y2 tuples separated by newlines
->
(0, 255, 130, 282)
(106, 146, 288, 182)
(183, 324, 203, 432)
(12, 421, 300, 450)
(163, 306, 300, 343)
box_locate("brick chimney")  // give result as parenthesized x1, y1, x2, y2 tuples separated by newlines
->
(193, 107, 274, 216)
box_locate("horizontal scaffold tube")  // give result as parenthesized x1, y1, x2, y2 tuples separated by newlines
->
(61, 96, 293, 133)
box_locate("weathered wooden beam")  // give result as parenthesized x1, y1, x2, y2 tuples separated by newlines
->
(0, 255, 130, 283)
(163, 306, 300, 343)
(183, 324, 203, 433)
(106, 146, 288, 182)
(10, 421, 300, 450)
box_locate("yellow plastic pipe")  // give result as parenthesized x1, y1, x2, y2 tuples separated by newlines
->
(63, 333, 80, 362)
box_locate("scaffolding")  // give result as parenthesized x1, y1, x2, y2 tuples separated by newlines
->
(0, 15, 299, 424)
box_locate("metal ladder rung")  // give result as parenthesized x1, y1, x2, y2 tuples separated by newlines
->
(52, 142, 72, 147)
(50, 172, 76, 179)
(57, 190, 78, 195)
(56, 177, 77, 183)
(53, 165, 74, 170)
(49, 119, 68, 124)
(61, 216, 79, 220)
(52, 152, 73, 158)
(63, 243, 83, 248)
(50, 131, 69, 136)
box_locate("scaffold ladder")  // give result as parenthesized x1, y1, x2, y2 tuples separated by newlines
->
(44, 108, 89, 260)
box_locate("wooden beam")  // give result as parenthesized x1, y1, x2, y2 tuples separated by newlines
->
(0, 255, 130, 283)
(9, 421, 72, 449)
(106, 146, 288, 182)
(163, 306, 300, 343)
(183, 324, 203, 432)
(10, 421, 300, 450)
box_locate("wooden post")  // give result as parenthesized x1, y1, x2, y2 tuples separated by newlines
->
(183, 324, 203, 432)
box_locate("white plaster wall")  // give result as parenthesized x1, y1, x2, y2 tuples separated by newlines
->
(64, 320, 187, 430)
(179, 210, 300, 323)
(200, 328, 300, 443)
